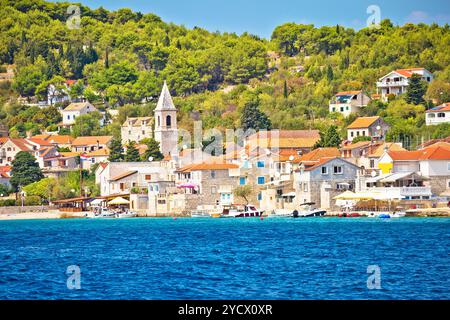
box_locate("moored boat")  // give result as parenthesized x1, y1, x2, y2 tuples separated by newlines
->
(293, 203, 327, 218)
(221, 205, 264, 218)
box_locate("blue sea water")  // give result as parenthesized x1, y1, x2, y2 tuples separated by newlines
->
(0, 217, 448, 300)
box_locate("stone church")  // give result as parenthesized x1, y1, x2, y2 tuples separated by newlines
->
(121, 81, 179, 157)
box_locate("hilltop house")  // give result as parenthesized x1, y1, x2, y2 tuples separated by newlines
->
(71, 136, 112, 153)
(426, 103, 450, 126)
(60, 102, 99, 128)
(329, 91, 371, 117)
(47, 80, 77, 106)
(376, 68, 433, 101)
(121, 117, 153, 145)
(347, 116, 389, 142)
(294, 157, 360, 210)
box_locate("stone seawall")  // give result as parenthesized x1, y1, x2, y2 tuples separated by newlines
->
(0, 206, 56, 215)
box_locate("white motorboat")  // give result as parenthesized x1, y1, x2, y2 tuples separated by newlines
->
(293, 203, 327, 218)
(222, 205, 264, 218)
(190, 210, 212, 218)
(117, 211, 138, 219)
(91, 207, 116, 219)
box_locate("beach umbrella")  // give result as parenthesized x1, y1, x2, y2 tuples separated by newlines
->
(108, 197, 130, 205)
(333, 191, 357, 200)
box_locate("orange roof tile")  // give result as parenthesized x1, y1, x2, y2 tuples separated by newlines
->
(419, 143, 450, 160)
(300, 148, 340, 161)
(347, 116, 380, 129)
(72, 136, 113, 146)
(388, 150, 423, 161)
(369, 143, 406, 158)
(178, 162, 239, 173)
(341, 141, 371, 150)
(426, 103, 450, 113)
(335, 90, 361, 96)
(394, 68, 426, 78)
(86, 148, 110, 157)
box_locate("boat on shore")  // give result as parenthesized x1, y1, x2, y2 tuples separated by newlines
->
(267, 209, 293, 218)
(293, 203, 327, 218)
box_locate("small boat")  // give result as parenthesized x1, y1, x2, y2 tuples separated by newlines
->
(116, 211, 138, 219)
(222, 205, 264, 218)
(293, 203, 327, 218)
(268, 209, 293, 218)
(92, 208, 116, 219)
(190, 210, 211, 218)
(378, 214, 391, 219)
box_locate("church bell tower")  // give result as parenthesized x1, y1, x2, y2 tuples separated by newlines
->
(154, 81, 178, 157)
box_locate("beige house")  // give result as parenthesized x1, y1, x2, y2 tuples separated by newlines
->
(347, 116, 390, 142)
(121, 117, 153, 145)
(71, 136, 113, 153)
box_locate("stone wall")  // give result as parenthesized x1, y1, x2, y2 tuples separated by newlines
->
(0, 206, 56, 215)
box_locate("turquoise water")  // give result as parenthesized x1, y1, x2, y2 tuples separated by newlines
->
(0, 217, 448, 300)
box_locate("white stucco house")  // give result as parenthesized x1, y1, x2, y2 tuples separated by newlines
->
(376, 68, 433, 101)
(426, 103, 450, 126)
(60, 102, 98, 127)
(329, 90, 371, 117)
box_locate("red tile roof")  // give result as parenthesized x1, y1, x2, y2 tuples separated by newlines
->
(300, 148, 340, 161)
(335, 91, 361, 96)
(178, 162, 239, 173)
(394, 68, 427, 78)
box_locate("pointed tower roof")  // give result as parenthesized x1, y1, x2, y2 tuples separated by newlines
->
(155, 81, 176, 111)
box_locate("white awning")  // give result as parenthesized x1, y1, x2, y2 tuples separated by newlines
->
(366, 174, 392, 184)
(380, 172, 414, 183)
(282, 192, 296, 198)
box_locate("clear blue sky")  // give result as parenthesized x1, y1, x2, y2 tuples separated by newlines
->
(56, 0, 450, 38)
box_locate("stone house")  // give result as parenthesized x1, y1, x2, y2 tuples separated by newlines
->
(294, 157, 360, 210)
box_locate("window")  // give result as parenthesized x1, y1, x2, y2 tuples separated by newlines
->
(211, 170, 216, 178)
(257, 192, 262, 201)
(350, 132, 354, 138)
(448, 163, 450, 171)
(257, 161, 265, 168)
(239, 177, 246, 185)
(91, 158, 95, 163)
(145, 175, 152, 181)
(370, 159, 375, 168)
(211, 186, 217, 194)
(119, 183, 125, 191)
(428, 113, 435, 118)
(362, 131, 366, 136)
(333, 166, 343, 175)
(166, 115, 172, 127)
(303, 183, 308, 192)
(438, 113, 446, 118)
(356, 131, 360, 137)
(321, 166, 328, 175)
(257, 176, 265, 185)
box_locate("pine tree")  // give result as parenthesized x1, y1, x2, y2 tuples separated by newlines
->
(283, 80, 289, 98)
(108, 138, 124, 162)
(125, 141, 141, 162)
(10, 152, 44, 192)
(241, 97, 272, 131)
(326, 65, 334, 81)
(314, 125, 342, 148)
(142, 138, 164, 161)
(406, 73, 426, 105)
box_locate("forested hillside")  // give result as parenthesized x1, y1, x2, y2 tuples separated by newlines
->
(0, 0, 449, 147)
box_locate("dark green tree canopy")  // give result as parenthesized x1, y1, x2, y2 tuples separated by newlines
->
(142, 138, 164, 161)
(125, 141, 141, 162)
(10, 151, 44, 191)
(314, 125, 342, 148)
(406, 74, 427, 105)
(108, 138, 124, 162)
(241, 97, 272, 132)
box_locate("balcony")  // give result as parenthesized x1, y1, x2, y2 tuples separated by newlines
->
(370, 187, 432, 198)
(376, 80, 409, 87)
